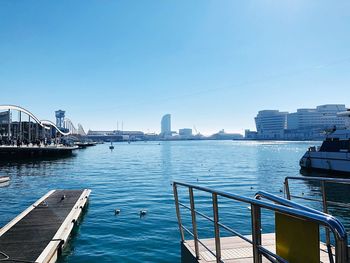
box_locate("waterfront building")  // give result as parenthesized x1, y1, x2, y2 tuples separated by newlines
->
(287, 105, 347, 130)
(86, 130, 145, 141)
(284, 104, 347, 140)
(244, 129, 258, 139)
(0, 111, 9, 124)
(179, 128, 192, 137)
(249, 104, 348, 140)
(210, 129, 243, 140)
(255, 110, 288, 139)
(161, 114, 171, 137)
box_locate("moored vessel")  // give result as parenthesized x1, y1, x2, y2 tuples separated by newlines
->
(300, 110, 350, 174)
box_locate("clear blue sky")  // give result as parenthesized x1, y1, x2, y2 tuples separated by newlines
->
(1, 1, 349, 135)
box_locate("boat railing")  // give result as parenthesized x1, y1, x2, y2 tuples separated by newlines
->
(284, 176, 350, 211)
(309, 146, 317, 152)
(173, 181, 348, 263)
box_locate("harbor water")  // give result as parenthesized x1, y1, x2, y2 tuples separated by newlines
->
(1, 140, 349, 262)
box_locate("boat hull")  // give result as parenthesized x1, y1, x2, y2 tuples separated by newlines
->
(300, 151, 350, 174)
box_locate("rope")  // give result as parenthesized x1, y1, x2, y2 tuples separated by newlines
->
(0, 238, 64, 262)
(0, 250, 37, 262)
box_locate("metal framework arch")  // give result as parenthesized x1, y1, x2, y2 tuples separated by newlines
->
(63, 118, 77, 135)
(40, 120, 71, 136)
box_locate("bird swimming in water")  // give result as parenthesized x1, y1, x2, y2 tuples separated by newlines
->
(139, 210, 147, 217)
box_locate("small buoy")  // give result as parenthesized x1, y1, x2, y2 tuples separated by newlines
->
(279, 189, 283, 193)
(250, 186, 253, 190)
(302, 192, 304, 195)
(140, 210, 147, 216)
(114, 209, 121, 215)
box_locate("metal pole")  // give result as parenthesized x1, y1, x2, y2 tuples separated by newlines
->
(212, 193, 221, 263)
(8, 109, 10, 141)
(28, 116, 31, 143)
(321, 181, 334, 263)
(19, 110, 22, 143)
(173, 183, 185, 242)
(334, 236, 348, 263)
(189, 187, 200, 259)
(35, 123, 38, 142)
(251, 204, 262, 263)
(284, 178, 291, 200)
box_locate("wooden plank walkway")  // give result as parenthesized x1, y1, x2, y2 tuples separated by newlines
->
(182, 233, 334, 263)
(0, 189, 91, 263)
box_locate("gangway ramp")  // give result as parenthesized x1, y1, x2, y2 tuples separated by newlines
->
(0, 189, 91, 263)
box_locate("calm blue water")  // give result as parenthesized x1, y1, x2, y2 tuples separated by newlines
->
(1, 140, 349, 262)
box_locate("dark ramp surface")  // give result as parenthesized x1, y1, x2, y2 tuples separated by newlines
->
(0, 190, 84, 263)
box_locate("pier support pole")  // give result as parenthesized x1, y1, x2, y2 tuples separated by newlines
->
(28, 116, 31, 143)
(19, 111, 22, 143)
(7, 109, 10, 141)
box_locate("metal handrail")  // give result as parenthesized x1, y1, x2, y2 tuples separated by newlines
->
(255, 190, 329, 216)
(173, 181, 349, 263)
(284, 176, 350, 263)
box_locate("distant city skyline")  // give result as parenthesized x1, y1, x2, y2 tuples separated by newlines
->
(1, 1, 349, 135)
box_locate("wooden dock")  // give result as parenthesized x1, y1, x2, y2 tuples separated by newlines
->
(0, 189, 91, 263)
(182, 233, 333, 263)
(0, 145, 78, 159)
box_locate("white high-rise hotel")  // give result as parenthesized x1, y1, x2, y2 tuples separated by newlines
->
(161, 114, 171, 137)
(253, 104, 348, 140)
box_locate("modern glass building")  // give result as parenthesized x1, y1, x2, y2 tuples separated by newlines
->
(161, 114, 171, 137)
(252, 104, 348, 140)
(255, 110, 288, 139)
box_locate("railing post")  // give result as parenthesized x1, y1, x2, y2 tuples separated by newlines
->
(189, 187, 200, 259)
(335, 237, 348, 263)
(173, 183, 185, 242)
(284, 178, 291, 200)
(251, 204, 262, 263)
(212, 193, 221, 263)
(321, 181, 334, 263)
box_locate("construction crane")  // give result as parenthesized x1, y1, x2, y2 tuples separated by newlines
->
(193, 125, 201, 136)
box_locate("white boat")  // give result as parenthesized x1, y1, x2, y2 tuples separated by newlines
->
(0, 176, 10, 186)
(300, 110, 350, 174)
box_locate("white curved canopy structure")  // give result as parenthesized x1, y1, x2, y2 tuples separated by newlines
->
(0, 105, 70, 135)
(0, 105, 46, 128)
(40, 120, 71, 136)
